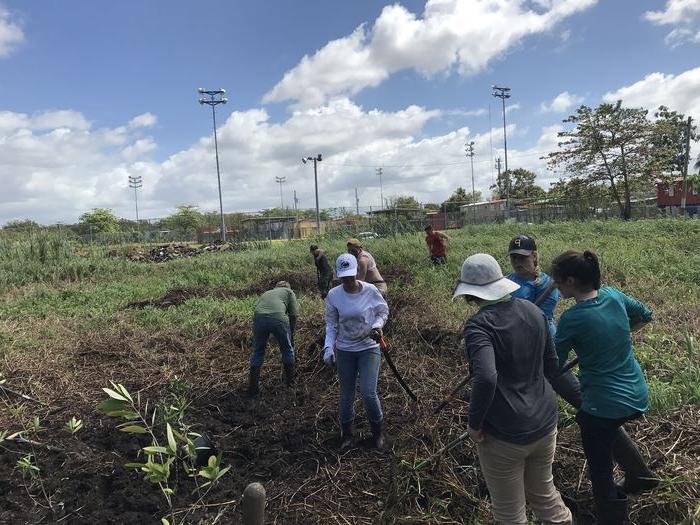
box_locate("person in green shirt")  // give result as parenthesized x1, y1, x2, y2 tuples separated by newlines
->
(552, 250, 658, 524)
(247, 281, 299, 397)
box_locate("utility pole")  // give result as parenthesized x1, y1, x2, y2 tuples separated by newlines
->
(302, 154, 323, 235)
(492, 85, 511, 219)
(680, 116, 692, 215)
(465, 141, 476, 222)
(198, 88, 228, 242)
(293, 189, 299, 217)
(128, 175, 142, 225)
(376, 167, 384, 210)
(355, 187, 360, 216)
(275, 176, 286, 210)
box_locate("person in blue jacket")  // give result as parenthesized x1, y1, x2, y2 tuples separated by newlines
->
(506, 235, 559, 335)
(551, 249, 658, 525)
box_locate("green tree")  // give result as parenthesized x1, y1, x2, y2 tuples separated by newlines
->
(388, 195, 421, 209)
(423, 202, 441, 211)
(490, 168, 546, 200)
(545, 101, 696, 220)
(79, 208, 120, 233)
(3, 219, 41, 231)
(441, 187, 482, 212)
(164, 205, 204, 232)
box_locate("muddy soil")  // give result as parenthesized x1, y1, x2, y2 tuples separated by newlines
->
(1, 267, 698, 524)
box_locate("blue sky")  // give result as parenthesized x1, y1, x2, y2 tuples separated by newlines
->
(1, 0, 699, 224)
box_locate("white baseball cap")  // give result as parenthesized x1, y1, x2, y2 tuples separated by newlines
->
(335, 253, 358, 278)
(452, 253, 520, 301)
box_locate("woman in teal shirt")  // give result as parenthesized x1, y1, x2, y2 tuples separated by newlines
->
(552, 250, 657, 524)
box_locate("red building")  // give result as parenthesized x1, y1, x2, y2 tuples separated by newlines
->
(656, 179, 700, 214)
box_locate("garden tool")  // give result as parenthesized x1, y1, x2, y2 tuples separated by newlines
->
(371, 334, 417, 402)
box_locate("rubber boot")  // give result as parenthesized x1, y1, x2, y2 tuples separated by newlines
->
(340, 423, 353, 450)
(370, 421, 385, 450)
(283, 363, 295, 387)
(612, 428, 659, 494)
(595, 489, 628, 525)
(247, 366, 261, 398)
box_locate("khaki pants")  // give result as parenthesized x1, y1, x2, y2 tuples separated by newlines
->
(476, 430, 572, 525)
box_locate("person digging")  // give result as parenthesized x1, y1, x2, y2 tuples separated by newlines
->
(346, 238, 387, 297)
(425, 225, 449, 265)
(506, 234, 559, 336)
(310, 244, 333, 299)
(247, 281, 299, 397)
(455, 253, 580, 525)
(551, 250, 659, 524)
(323, 253, 389, 450)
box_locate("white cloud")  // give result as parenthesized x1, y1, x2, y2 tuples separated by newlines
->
(263, 0, 597, 107)
(128, 112, 157, 129)
(0, 5, 24, 57)
(645, 0, 700, 47)
(602, 67, 700, 120)
(444, 108, 487, 118)
(645, 0, 700, 25)
(540, 91, 584, 113)
(121, 138, 157, 161)
(505, 103, 521, 114)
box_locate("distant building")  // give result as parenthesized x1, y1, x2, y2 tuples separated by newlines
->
(657, 179, 700, 215)
(295, 218, 327, 239)
(242, 216, 297, 240)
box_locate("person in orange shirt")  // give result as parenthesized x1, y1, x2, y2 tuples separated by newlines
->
(424, 225, 449, 264)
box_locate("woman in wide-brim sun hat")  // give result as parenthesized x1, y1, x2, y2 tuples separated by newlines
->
(454, 253, 579, 525)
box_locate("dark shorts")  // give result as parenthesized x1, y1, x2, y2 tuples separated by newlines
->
(431, 255, 446, 265)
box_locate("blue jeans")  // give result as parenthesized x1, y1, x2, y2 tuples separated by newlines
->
(336, 348, 383, 426)
(250, 315, 294, 368)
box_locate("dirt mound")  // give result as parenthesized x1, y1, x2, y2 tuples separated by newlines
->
(109, 242, 247, 263)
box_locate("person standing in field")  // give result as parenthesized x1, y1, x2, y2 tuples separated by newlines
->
(323, 253, 389, 450)
(424, 225, 449, 265)
(310, 244, 333, 299)
(455, 253, 579, 525)
(551, 250, 658, 524)
(346, 238, 387, 297)
(506, 235, 559, 335)
(247, 281, 299, 398)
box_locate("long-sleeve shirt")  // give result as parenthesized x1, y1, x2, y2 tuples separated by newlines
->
(254, 287, 299, 323)
(464, 297, 579, 445)
(314, 250, 333, 278)
(324, 282, 389, 352)
(506, 271, 559, 335)
(556, 287, 652, 419)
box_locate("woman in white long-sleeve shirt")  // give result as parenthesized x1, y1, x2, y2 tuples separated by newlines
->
(324, 253, 390, 450)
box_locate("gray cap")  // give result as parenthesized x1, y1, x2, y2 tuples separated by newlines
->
(452, 253, 520, 301)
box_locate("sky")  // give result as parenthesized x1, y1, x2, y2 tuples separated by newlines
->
(0, 0, 699, 225)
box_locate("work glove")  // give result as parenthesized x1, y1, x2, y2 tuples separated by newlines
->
(323, 346, 336, 366)
(369, 328, 383, 343)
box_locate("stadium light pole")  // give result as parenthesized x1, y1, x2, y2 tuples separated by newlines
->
(465, 141, 476, 221)
(492, 85, 511, 219)
(128, 175, 142, 225)
(376, 167, 384, 210)
(198, 88, 228, 242)
(275, 176, 287, 210)
(302, 154, 323, 235)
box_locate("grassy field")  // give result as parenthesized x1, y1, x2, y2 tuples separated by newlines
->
(0, 219, 698, 524)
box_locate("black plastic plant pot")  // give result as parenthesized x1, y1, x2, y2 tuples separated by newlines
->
(193, 433, 218, 468)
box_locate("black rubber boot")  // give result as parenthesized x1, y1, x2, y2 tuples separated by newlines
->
(283, 363, 295, 387)
(595, 489, 628, 525)
(340, 423, 353, 450)
(370, 421, 385, 451)
(612, 428, 659, 494)
(247, 366, 261, 398)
